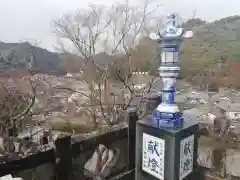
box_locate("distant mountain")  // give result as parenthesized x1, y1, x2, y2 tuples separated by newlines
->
(0, 41, 115, 76)
(182, 18, 206, 29)
(0, 41, 61, 74)
(181, 15, 240, 66)
(179, 15, 240, 88)
(92, 52, 112, 69)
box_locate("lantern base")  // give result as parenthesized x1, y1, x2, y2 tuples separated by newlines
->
(152, 108, 184, 128)
(135, 115, 199, 180)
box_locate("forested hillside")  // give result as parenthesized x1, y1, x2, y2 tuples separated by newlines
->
(180, 16, 240, 89)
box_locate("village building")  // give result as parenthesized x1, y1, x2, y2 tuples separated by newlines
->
(214, 100, 240, 120)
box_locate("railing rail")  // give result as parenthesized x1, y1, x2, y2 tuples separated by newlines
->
(0, 109, 138, 180)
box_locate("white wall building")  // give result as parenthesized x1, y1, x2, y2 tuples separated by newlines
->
(215, 100, 240, 120)
(183, 107, 216, 124)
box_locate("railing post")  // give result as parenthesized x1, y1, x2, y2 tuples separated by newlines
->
(128, 107, 138, 171)
(55, 136, 72, 180)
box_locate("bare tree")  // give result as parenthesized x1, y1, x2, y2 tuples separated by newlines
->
(53, 0, 162, 126)
(0, 53, 36, 129)
(0, 47, 63, 152)
(0, 50, 39, 154)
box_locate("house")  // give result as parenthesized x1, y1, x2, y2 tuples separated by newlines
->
(18, 125, 45, 142)
(215, 100, 240, 120)
(175, 93, 198, 111)
(177, 89, 210, 105)
(226, 149, 240, 178)
(198, 147, 240, 179)
(225, 103, 240, 120)
(183, 107, 217, 124)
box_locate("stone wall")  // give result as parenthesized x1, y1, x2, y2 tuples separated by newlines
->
(15, 163, 55, 180)
(11, 138, 128, 180)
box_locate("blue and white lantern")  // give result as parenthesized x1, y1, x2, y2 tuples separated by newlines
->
(150, 13, 193, 128)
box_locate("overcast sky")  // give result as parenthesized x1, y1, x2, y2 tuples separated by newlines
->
(0, 0, 239, 51)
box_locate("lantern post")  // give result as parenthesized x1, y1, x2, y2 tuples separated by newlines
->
(135, 13, 200, 180)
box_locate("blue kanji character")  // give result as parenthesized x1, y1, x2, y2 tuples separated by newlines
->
(147, 158, 159, 173)
(147, 140, 160, 156)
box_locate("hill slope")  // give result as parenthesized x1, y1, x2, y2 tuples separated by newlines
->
(179, 16, 240, 88)
(0, 42, 60, 74)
